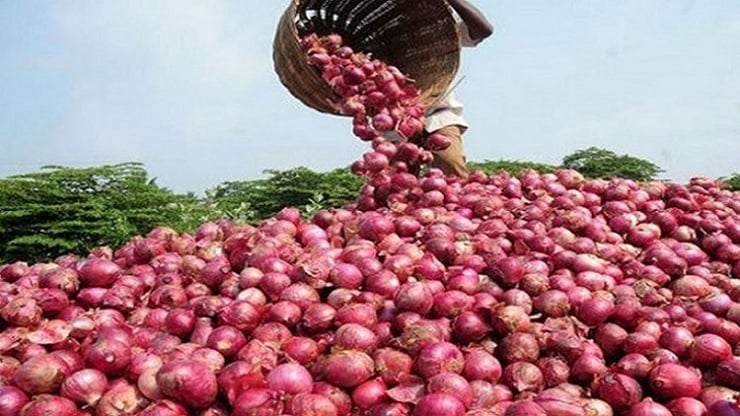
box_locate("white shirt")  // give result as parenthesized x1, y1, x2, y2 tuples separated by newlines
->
(423, 15, 476, 133)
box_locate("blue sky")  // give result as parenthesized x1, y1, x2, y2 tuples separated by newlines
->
(1, 1, 739, 193)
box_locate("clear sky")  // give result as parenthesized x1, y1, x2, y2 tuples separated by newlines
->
(1, 1, 739, 193)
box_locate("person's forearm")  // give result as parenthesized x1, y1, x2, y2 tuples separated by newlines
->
(447, 0, 493, 44)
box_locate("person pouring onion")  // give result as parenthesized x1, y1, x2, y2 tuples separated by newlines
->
(423, 0, 494, 178)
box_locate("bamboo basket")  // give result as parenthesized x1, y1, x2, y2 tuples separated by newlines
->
(273, 0, 461, 115)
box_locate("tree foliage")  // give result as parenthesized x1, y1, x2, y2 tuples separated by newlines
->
(561, 147, 663, 181)
(207, 166, 362, 221)
(722, 173, 740, 191)
(0, 163, 186, 263)
(469, 159, 558, 175)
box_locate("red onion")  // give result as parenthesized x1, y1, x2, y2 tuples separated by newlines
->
(217, 361, 266, 405)
(626, 399, 672, 416)
(658, 326, 695, 359)
(232, 388, 281, 416)
(139, 400, 189, 416)
(395, 282, 433, 314)
(157, 360, 218, 409)
(647, 363, 702, 400)
(690, 332, 729, 367)
(266, 362, 314, 395)
(374, 348, 413, 385)
(78, 258, 122, 287)
(60, 368, 108, 405)
(334, 323, 378, 353)
(452, 311, 492, 342)
(412, 393, 465, 416)
(12, 354, 69, 395)
(666, 397, 708, 416)
(284, 336, 320, 365)
(615, 353, 653, 379)
(533, 290, 570, 317)
(313, 382, 353, 416)
(351, 379, 388, 410)
(499, 332, 540, 363)
(302, 303, 337, 333)
(290, 393, 339, 416)
(415, 342, 464, 379)
(503, 400, 547, 416)
(463, 348, 502, 383)
(84, 336, 132, 376)
(593, 373, 643, 411)
(323, 350, 375, 387)
(717, 358, 740, 389)
(0, 385, 29, 416)
(96, 382, 147, 416)
(490, 305, 530, 335)
(502, 361, 543, 393)
(427, 372, 473, 407)
(18, 394, 77, 416)
(707, 400, 740, 416)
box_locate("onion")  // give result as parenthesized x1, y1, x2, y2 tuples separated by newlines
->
(60, 368, 108, 405)
(266, 362, 314, 395)
(463, 348, 502, 383)
(615, 354, 653, 379)
(290, 393, 339, 416)
(666, 397, 708, 416)
(658, 326, 695, 359)
(502, 362, 543, 393)
(717, 358, 740, 389)
(232, 388, 281, 416)
(12, 354, 68, 395)
(323, 350, 375, 388)
(626, 398, 672, 416)
(689, 333, 733, 368)
(0, 386, 29, 416)
(334, 323, 378, 353)
(96, 382, 147, 416)
(18, 395, 77, 416)
(157, 360, 218, 409)
(351, 379, 388, 410)
(415, 342, 464, 379)
(313, 382, 352, 416)
(499, 332, 540, 363)
(412, 393, 465, 416)
(139, 400, 189, 416)
(593, 373, 643, 411)
(374, 348, 413, 385)
(79, 258, 122, 287)
(452, 311, 492, 342)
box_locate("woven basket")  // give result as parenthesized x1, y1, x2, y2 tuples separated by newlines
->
(273, 0, 461, 115)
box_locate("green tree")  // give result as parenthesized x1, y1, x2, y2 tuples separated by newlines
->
(207, 166, 363, 220)
(469, 159, 558, 176)
(0, 163, 189, 263)
(561, 147, 663, 181)
(722, 173, 740, 191)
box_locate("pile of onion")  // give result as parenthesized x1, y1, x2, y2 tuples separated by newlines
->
(1, 32, 739, 416)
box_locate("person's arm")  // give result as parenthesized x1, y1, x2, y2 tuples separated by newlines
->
(447, 0, 493, 45)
